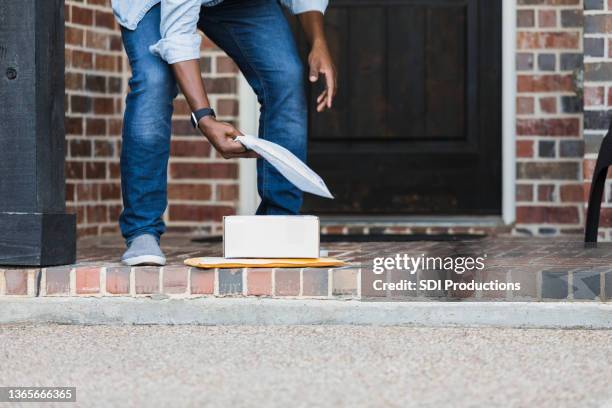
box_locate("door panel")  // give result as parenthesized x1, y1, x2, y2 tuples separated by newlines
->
(297, 0, 502, 215)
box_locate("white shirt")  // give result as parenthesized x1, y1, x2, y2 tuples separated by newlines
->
(111, 0, 328, 64)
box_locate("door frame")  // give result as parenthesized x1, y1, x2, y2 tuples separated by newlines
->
(239, 0, 516, 225)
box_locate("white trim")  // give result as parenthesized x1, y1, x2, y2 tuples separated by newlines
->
(239, 2, 517, 224)
(237, 74, 260, 215)
(502, 0, 517, 225)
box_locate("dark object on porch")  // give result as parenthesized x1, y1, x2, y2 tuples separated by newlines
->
(0, 0, 76, 266)
(585, 121, 612, 245)
(193, 234, 486, 244)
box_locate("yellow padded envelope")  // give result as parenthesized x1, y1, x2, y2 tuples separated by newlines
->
(185, 257, 346, 269)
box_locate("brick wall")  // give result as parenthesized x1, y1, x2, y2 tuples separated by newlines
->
(515, 0, 585, 236)
(584, 0, 612, 239)
(64, 0, 241, 239)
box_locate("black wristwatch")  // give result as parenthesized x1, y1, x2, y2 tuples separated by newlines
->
(191, 107, 216, 129)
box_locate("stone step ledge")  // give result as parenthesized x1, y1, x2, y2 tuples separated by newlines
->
(0, 266, 360, 299)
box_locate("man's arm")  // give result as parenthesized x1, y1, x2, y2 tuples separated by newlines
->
(297, 11, 337, 112)
(171, 60, 253, 159)
(150, 0, 251, 159)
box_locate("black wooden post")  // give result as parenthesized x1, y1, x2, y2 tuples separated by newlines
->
(0, 0, 76, 266)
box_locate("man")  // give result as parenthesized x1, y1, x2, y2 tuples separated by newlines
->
(111, 0, 337, 265)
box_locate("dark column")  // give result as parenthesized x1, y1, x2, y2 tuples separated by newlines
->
(0, 0, 76, 266)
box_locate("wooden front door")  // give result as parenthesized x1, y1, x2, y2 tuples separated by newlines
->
(300, 0, 502, 216)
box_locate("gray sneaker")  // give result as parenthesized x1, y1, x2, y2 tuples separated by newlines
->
(121, 234, 166, 266)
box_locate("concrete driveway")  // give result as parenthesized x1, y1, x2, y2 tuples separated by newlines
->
(1, 325, 611, 407)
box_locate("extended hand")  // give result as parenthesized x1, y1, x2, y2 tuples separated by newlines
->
(199, 116, 257, 159)
(308, 41, 337, 112)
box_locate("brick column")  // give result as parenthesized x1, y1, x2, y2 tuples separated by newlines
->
(584, 0, 612, 240)
(515, 0, 584, 236)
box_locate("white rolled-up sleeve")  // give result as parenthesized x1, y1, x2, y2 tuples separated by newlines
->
(280, 0, 328, 15)
(149, 0, 202, 64)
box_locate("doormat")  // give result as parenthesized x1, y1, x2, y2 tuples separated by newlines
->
(192, 234, 486, 243)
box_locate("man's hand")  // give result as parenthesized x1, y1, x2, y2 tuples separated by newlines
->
(298, 11, 337, 112)
(308, 41, 337, 112)
(199, 116, 256, 159)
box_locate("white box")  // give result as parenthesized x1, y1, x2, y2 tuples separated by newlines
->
(223, 215, 320, 259)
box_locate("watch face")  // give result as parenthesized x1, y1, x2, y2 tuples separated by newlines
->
(191, 112, 198, 128)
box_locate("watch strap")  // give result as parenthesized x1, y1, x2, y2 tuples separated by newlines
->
(191, 107, 216, 129)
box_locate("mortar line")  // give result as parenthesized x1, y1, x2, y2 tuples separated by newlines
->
(187, 267, 192, 296)
(130, 267, 136, 296)
(271, 269, 276, 296)
(70, 268, 76, 296)
(40, 269, 47, 297)
(159, 267, 164, 294)
(100, 267, 107, 296)
(242, 268, 247, 296)
(27, 270, 36, 297)
(298, 268, 303, 297)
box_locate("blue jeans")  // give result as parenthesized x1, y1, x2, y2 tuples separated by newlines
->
(119, 0, 307, 244)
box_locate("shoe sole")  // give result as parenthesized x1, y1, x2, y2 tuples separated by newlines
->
(122, 255, 166, 266)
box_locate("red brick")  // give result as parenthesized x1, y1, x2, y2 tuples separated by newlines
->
(585, 86, 605, 107)
(302, 268, 329, 296)
(247, 269, 272, 296)
(86, 118, 107, 135)
(516, 118, 579, 136)
(170, 140, 211, 157)
(191, 269, 214, 294)
(162, 266, 189, 294)
(66, 27, 84, 46)
(516, 184, 534, 202)
(106, 267, 130, 294)
(560, 184, 584, 202)
(4, 270, 28, 295)
(516, 97, 534, 114)
(93, 97, 115, 114)
(100, 183, 121, 200)
(517, 32, 579, 49)
(46, 267, 71, 295)
(275, 269, 300, 296)
(538, 10, 557, 28)
(87, 205, 108, 223)
(95, 10, 116, 29)
(517, 140, 534, 158)
(217, 99, 239, 116)
(517, 75, 573, 92)
(77, 184, 98, 201)
(170, 162, 237, 179)
(168, 184, 212, 201)
(71, 6, 93, 25)
(516, 206, 579, 224)
(65, 161, 84, 179)
(332, 268, 359, 296)
(72, 50, 93, 69)
(537, 184, 556, 202)
(76, 267, 100, 294)
(217, 184, 238, 201)
(517, 10, 535, 28)
(216, 56, 238, 73)
(168, 205, 235, 221)
(135, 267, 159, 294)
(539, 97, 557, 114)
(85, 162, 106, 179)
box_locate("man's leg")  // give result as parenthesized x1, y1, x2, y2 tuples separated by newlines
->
(119, 4, 178, 245)
(198, 0, 307, 215)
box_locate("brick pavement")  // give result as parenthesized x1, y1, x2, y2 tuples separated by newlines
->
(1, 234, 611, 302)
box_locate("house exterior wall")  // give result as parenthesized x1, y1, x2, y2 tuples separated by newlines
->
(63, 0, 603, 239)
(515, 0, 585, 236)
(583, 0, 612, 239)
(64, 0, 241, 238)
